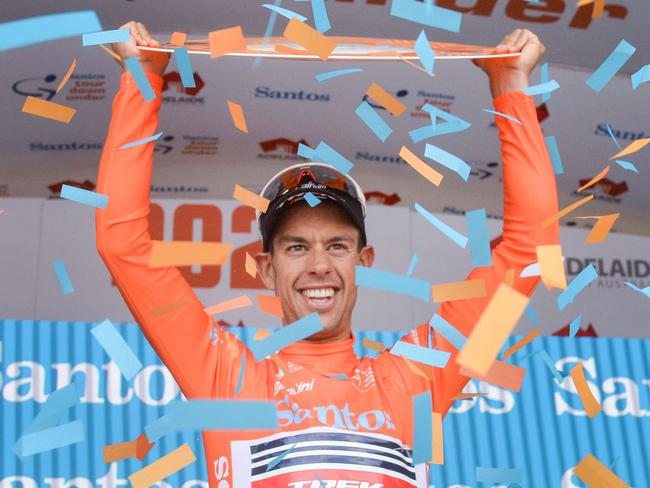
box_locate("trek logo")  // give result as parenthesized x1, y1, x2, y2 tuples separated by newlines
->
(255, 86, 330, 102)
(334, 0, 627, 30)
(257, 137, 310, 160)
(277, 400, 396, 431)
(288, 481, 383, 488)
(162, 71, 205, 104)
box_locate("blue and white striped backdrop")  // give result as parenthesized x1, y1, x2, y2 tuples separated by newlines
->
(1, 319, 648, 487)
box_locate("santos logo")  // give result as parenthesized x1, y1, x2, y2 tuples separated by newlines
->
(289, 481, 383, 488)
(255, 86, 330, 101)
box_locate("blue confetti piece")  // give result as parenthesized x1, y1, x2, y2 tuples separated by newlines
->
(544, 135, 564, 175)
(18, 420, 85, 457)
(586, 39, 636, 93)
(415, 202, 468, 248)
(466, 208, 492, 267)
(631, 64, 650, 90)
(297, 142, 316, 159)
(412, 391, 433, 464)
(539, 62, 550, 103)
(310, 0, 331, 33)
(315, 68, 363, 82)
(60, 184, 108, 208)
(476, 466, 523, 484)
(409, 104, 471, 142)
(267, 444, 297, 471)
(91, 319, 143, 381)
(234, 354, 246, 397)
(614, 160, 639, 173)
(120, 131, 164, 149)
(524, 303, 540, 327)
(406, 253, 419, 277)
(536, 349, 568, 383)
(53, 259, 74, 294)
(253, 0, 282, 72)
(522, 79, 560, 96)
(390, 0, 462, 33)
(314, 141, 354, 175)
(261, 4, 307, 21)
(355, 265, 430, 302)
(624, 281, 650, 298)
(249, 313, 324, 361)
(391, 341, 450, 368)
(557, 264, 598, 311)
(606, 123, 621, 150)
(481, 108, 522, 125)
(0, 10, 102, 51)
(146, 400, 279, 440)
(304, 192, 321, 207)
(423, 144, 471, 182)
(82, 28, 129, 46)
(124, 56, 156, 101)
(429, 314, 466, 350)
(355, 101, 393, 142)
(415, 30, 435, 75)
(174, 47, 196, 88)
(569, 314, 582, 337)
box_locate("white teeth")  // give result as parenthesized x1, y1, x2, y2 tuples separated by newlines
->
(303, 288, 335, 299)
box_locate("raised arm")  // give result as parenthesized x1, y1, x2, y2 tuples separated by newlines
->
(399, 30, 560, 415)
(95, 22, 248, 399)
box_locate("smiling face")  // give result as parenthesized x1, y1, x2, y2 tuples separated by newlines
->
(255, 201, 374, 343)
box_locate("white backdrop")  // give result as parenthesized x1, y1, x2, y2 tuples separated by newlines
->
(1, 198, 648, 337)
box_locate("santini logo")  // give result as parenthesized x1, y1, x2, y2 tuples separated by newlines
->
(255, 86, 330, 101)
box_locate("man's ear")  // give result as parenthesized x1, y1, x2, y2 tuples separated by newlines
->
(255, 252, 276, 290)
(359, 245, 375, 267)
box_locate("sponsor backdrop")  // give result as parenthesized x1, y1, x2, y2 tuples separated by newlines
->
(1, 320, 649, 487)
(1, 198, 649, 338)
(1, 31, 649, 236)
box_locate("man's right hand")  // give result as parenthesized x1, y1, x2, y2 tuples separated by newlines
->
(111, 21, 170, 77)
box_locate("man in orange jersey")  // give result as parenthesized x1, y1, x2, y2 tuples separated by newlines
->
(97, 22, 558, 487)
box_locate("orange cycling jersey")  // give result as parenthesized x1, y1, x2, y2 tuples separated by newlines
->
(96, 72, 559, 487)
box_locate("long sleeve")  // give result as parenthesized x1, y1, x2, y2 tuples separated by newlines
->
(95, 71, 248, 400)
(398, 91, 560, 416)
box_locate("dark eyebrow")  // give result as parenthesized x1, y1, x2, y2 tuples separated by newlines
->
(276, 235, 356, 245)
(326, 236, 356, 244)
(277, 235, 309, 245)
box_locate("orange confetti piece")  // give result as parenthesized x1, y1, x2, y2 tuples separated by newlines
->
(503, 328, 540, 359)
(432, 279, 486, 302)
(460, 360, 526, 392)
(254, 328, 273, 341)
(203, 295, 254, 316)
(592, 0, 605, 18)
(128, 443, 196, 488)
(56, 58, 77, 93)
(575, 213, 620, 244)
(170, 31, 187, 46)
(577, 165, 610, 192)
(257, 295, 284, 318)
(431, 412, 444, 465)
(573, 453, 629, 488)
(610, 137, 650, 160)
(399, 146, 443, 187)
(104, 433, 154, 463)
(233, 184, 270, 213)
(227, 100, 249, 133)
(366, 83, 407, 116)
(536, 244, 568, 289)
(208, 26, 246, 59)
(99, 44, 122, 61)
(22, 96, 76, 123)
(151, 299, 192, 317)
(457, 283, 528, 376)
(149, 241, 231, 268)
(399, 55, 435, 76)
(403, 356, 433, 381)
(362, 338, 386, 353)
(283, 18, 336, 61)
(245, 252, 256, 278)
(542, 194, 594, 228)
(571, 362, 602, 418)
(452, 392, 486, 401)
